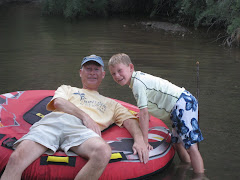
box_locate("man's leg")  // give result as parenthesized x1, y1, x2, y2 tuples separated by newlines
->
(70, 137, 112, 180)
(1, 140, 47, 180)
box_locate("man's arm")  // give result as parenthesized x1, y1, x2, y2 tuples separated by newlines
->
(53, 97, 101, 136)
(123, 119, 149, 164)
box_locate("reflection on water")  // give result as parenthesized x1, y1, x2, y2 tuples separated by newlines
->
(151, 161, 209, 180)
(0, 3, 240, 180)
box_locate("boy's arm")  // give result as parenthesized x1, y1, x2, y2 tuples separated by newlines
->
(123, 118, 149, 164)
(138, 108, 150, 144)
(53, 97, 101, 136)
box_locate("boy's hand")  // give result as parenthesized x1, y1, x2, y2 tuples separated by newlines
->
(146, 143, 153, 151)
(132, 141, 149, 164)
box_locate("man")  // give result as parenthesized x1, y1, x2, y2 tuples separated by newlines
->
(1, 55, 149, 180)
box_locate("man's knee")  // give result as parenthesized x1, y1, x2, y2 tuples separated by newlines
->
(7, 150, 23, 166)
(91, 141, 112, 163)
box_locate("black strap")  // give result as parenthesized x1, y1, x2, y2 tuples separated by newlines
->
(0, 134, 6, 141)
(40, 156, 76, 167)
(1, 137, 17, 150)
(23, 96, 53, 125)
(109, 152, 127, 163)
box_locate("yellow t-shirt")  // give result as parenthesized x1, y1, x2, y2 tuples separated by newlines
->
(47, 85, 137, 131)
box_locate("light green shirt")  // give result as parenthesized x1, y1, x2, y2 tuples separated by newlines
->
(129, 71, 185, 121)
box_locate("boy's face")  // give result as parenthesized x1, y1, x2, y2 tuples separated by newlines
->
(109, 63, 134, 86)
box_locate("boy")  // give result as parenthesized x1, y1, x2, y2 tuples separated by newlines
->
(108, 53, 204, 174)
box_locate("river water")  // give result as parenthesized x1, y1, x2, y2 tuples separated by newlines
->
(0, 3, 240, 180)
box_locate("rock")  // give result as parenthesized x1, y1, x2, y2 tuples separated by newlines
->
(139, 21, 189, 33)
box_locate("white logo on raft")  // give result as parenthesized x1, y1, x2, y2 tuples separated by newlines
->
(0, 91, 24, 128)
(107, 126, 172, 162)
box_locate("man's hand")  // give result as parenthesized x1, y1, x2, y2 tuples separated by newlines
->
(132, 140, 149, 164)
(53, 97, 101, 136)
(82, 117, 101, 136)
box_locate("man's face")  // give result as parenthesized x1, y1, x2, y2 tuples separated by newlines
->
(80, 61, 105, 91)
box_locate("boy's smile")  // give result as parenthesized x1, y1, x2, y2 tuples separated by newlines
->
(109, 63, 134, 86)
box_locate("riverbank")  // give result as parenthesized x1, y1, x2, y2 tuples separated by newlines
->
(0, 0, 39, 5)
(1, 1, 238, 47)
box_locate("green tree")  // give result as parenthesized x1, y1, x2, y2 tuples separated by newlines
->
(42, 0, 240, 47)
(42, 0, 107, 18)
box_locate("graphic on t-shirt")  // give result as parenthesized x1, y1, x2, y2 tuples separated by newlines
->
(73, 91, 86, 100)
(73, 91, 107, 113)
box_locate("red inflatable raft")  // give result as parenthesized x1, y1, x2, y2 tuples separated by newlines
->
(0, 90, 175, 179)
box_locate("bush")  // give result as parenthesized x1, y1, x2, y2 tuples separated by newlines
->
(42, 0, 107, 18)
(173, 0, 240, 46)
(41, 0, 240, 46)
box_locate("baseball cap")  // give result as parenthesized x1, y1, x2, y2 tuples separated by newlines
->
(81, 55, 104, 67)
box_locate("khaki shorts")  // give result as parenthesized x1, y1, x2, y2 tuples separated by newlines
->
(14, 112, 100, 156)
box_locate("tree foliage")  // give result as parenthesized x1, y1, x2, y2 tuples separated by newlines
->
(42, 0, 107, 18)
(174, 0, 240, 46)
(42, 0, 240, 46)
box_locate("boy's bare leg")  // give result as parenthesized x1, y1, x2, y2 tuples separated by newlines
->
(70, 137, 112, 180)
(175, 143, 204, 174)
(188, 144, 204, 174)
(174, 143, 191, 163)
(1, 140, 47, 180)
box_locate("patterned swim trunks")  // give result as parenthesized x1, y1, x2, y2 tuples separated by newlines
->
(170, 90, 203, 149)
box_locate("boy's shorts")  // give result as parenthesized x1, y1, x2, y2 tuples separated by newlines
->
(170, 90, 203, 149)
(13, 112, 100, 156)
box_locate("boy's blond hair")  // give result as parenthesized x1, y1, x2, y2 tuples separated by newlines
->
(108, 53, 132, 66)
